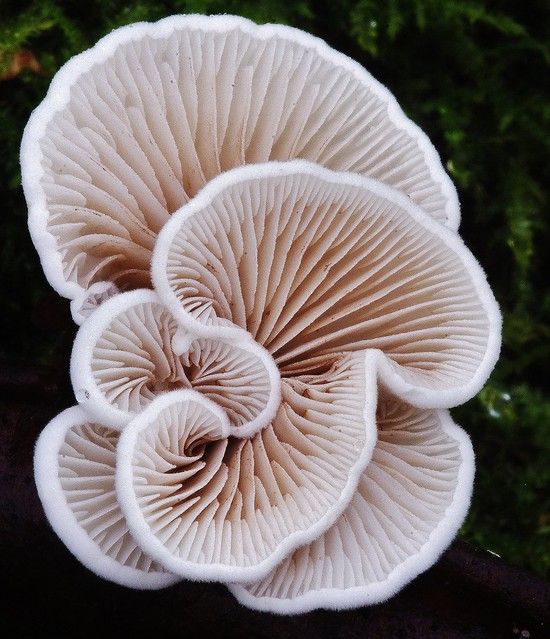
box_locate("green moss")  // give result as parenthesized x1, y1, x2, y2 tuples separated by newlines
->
(454, 382, 550, 574)
(1, 0, 548, 576)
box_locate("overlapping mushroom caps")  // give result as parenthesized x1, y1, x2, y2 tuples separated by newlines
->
(24, 12, 501, 615)
(34, 160, 500, 611)
(230, 391, 475, 612)
(149, 161, 499, 610)
(61, 282, 378, 584)
(21, 13, 460, 323)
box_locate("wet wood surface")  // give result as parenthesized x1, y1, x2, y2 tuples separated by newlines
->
(1, 364, 548, 637)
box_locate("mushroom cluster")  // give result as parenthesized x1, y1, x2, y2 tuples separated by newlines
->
(22, 15, 500, 614)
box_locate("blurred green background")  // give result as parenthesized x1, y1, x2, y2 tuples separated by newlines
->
(1, 0, 548, 577)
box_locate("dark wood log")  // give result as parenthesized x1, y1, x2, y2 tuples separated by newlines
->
(1, 366, 548, 637)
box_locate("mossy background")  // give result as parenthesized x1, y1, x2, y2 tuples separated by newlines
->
(1, 0, 548, 577)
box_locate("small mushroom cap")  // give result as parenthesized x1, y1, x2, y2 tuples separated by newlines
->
(22, 14, 459, 304)
(115, 353, 378, 582)
(34, 406, 178, 589)
(154, 161, 501, 409)
(229, 393, 474, 613)
(70, 288, 281, 434)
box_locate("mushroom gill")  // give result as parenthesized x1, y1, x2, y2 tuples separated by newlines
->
(23, 14, 458, 305)
(116, 353, 377, 581)
(34, 406, 178, 589)
(154, 161, 500, 409)
(229, 391, 474, 613)
(70, 289, 280, 434)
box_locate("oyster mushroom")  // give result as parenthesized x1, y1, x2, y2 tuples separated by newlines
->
(229, 391, 475, 612)
(153, 161, 500, 409)
(115, 379, 377, 581)
(22, 14, 459, 320)
(70, 288, 281, 434)
(34, 159, 499, 607)
(67, 289, 379, 581)
(34, 406, 179, 589)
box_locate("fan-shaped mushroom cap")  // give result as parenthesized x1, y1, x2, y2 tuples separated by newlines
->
(115, 352, 378, 582)
(70, 289, 281, 435)
(229, 392, 474, 613)
(154, 161, 501, 409)
(34, 406, 178, 589)
(22, 14, 459, 304)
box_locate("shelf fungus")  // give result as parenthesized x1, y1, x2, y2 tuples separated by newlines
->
(21, 14, 461, 323)
(33, 157, 500, 613)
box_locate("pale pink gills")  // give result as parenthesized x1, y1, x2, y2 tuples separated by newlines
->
(22, 14, 459, 304)
(229, 393, 474, 613)
(70, 289, 280, 433)
(115, 353, 377, 582)
(34, 406, 178, 589)
(154, 162, 500, 409)
(70, 280, 120, 324)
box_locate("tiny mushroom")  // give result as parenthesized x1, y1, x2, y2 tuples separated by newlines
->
(21, 14, 459, 323)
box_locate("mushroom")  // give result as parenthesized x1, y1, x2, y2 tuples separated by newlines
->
(34, 406, 179, 589)
(229, 390, 475, 613)
(34, 160, 500, 608)
(70, 288, 281, 435)
(150, 159, 498, 605)
(22, 14, 459, 321)
(66, 286, 379, 581)
(115, 379, 377, 581)
(153, 161, 500, 409)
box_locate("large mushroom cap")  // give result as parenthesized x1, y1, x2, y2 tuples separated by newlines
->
(154, 161, 501, 409)
(229, 392, 474, 613)
(22, 14, 459, 310)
